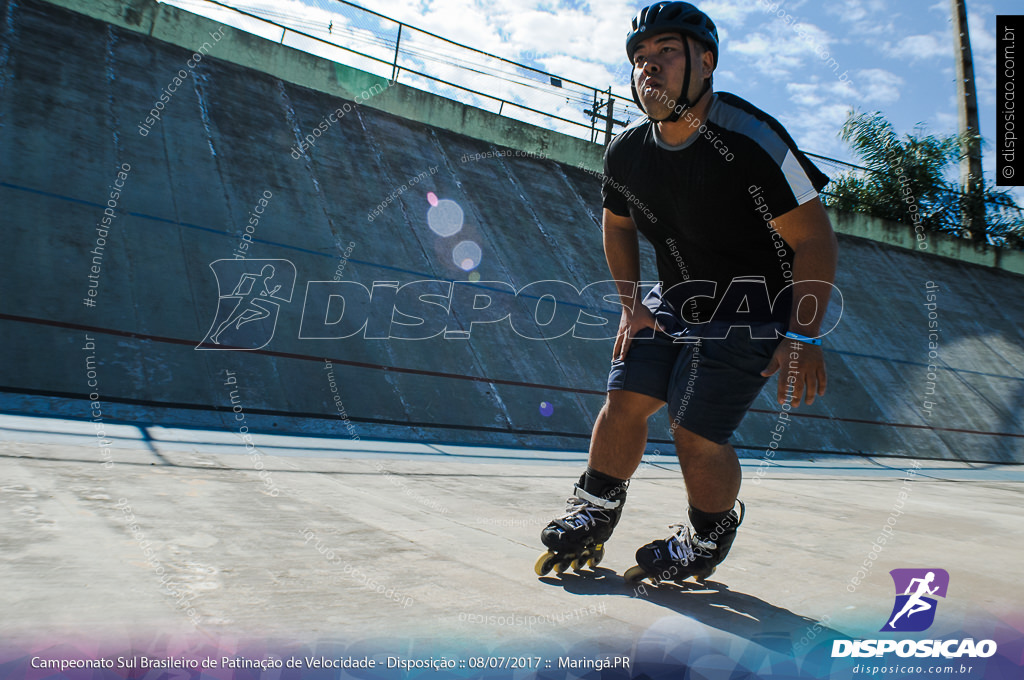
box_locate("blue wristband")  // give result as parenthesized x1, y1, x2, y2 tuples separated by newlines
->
(784, 331, 822, 346)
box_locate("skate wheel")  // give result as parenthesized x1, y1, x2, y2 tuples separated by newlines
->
(624, 565, 649, 583)
(534, 551, 558, 576)
(694, 567, 716, 583)
(588, 544, 605, 568)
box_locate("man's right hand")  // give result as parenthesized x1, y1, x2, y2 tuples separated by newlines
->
(613, 303, 664, 361)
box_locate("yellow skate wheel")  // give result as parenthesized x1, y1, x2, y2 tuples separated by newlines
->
(694, 566, 716, 583)
(624, 565, 649, 583)
(571, 553, 589, 572)
(534, 551, 558, 576)
(553, 558, 570, 574)
(588, 544, 605, 568)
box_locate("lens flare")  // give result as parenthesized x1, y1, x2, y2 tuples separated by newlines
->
(452, 240, 481, 271)
(426, 191, 439, 207)
(427, 198, 463, 237)
(539, 401, 554, 417)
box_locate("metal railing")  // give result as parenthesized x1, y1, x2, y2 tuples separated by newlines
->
(162, 0, 642, 144)
(160, 0, 1021, 246)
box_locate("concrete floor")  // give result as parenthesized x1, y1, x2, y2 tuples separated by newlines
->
(2, 412, 1022, 668)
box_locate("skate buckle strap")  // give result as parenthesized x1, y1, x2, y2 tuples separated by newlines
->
(551, 487, 622, 531)
(572, 485, 623, 510)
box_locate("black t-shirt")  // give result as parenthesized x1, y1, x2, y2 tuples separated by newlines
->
(602, 92, 829, 326)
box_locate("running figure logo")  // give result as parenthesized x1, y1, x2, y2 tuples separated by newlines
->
(197, 259, 296, 350)
(882, 568, 950, 632)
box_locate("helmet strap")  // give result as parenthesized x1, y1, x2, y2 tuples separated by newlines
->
(668, 78, 711, 122)
(662, 36, 693, 123)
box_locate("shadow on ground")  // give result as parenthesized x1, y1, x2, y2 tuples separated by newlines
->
(541, 568, 838, 655)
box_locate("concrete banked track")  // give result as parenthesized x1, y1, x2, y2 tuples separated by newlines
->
(2, 0, 1023, 463)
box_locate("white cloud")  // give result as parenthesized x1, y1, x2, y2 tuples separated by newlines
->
(779, 102, 852, 157)
(824, 0, 898, 37)
(786, 82, 825, 108)
(537, 55, 618, 89)
(729, 18, 837, 80)
(729, 32, 801, 78)
(883, 33, 949, 62)
(823, 78, 859, 101)
(356, 0, 506, 56)
(856, 68, 905, 104)
(697, 0, 771, 27)
(824, 0, 867, 23)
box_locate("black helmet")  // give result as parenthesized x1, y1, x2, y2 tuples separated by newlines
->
(626, 2, 718, 122)
(626, 2, 719, 66)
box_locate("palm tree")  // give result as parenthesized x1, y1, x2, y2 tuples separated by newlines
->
(824, 111, 1023, 248)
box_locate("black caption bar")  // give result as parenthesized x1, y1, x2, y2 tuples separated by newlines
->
(998, 15, 1024, 186)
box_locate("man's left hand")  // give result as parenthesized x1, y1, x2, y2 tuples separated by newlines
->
(760, 339, 827, 407)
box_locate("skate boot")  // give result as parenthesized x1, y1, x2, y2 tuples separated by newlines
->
(624, 501, 744, 585)
(534, 478, 627, 575)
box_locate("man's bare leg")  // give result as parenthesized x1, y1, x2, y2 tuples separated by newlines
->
(587, 390, 664, 480)
(672, 427, 741, 513)
(537, 390, 663, 573)
(621, 427, 743, 583)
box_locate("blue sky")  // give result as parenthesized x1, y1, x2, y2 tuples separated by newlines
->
(170, 0, 1018, 198)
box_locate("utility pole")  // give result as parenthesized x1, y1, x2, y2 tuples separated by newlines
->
(585, 88, 627, 146)
(951, 0, 986, 240)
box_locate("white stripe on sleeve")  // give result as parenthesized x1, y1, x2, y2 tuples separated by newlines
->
(782, 149, 818, 204)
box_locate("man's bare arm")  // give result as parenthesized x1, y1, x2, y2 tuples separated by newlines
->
(603, 208, 662, 360)
(759, 197, 838, 407)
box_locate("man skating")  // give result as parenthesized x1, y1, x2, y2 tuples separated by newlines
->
(537, 1, 838, 584)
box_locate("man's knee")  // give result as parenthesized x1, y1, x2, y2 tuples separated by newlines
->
(673, 426, 729, 456)
(604, 390, 663, 421)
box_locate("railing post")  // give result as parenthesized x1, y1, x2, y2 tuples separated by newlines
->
(391, 24, 403, 83)
(605, 88, 615, 146)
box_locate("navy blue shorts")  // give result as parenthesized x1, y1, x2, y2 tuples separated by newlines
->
(606, 322, 783, 445)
